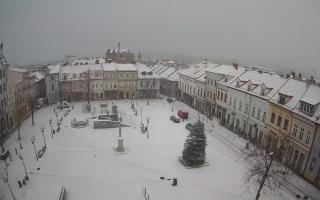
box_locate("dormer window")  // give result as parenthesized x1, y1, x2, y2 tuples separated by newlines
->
(279, 96, 286, 105)
(300, 101, 313, 115)
(236, 80, 240, 88)
(247, 81, 252, 91)
(278, 92, 292, 105)
(141, 71, 147, 75)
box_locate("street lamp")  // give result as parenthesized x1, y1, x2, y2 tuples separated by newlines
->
(30, 136, 38, 161)
(18, 152, 28, 180)
(40, 126, 46, 149)
(49, 118, 53, 138)
(146, 117, 150, 139)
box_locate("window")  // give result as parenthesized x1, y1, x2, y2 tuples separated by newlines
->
(51, 84, 54, 91)
(233, 99, 237, 109)
(245, 104, 249, 114)
(229, 97, 232, 106)
(309, 157, 316, 170)
(224, 94, 227, 102)
(251, 106, 255, 117)
(283, 119, 289, 130)
(262, 112, 266, 122)
(271, 113, 275, 123)
(277, 116, 282, 127)
(299, 127, 304, 140)
(300, 102, 313, 115)
(239, 101, 242, 111)
(257, 109, 261, 120)
(306, 131, 311, 144)
(218, 91, 220, 99)
(293, 124, 298, 136)
(279, 95, 286, 104)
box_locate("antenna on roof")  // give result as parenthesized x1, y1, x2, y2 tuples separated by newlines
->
(118, 42, 120, 51)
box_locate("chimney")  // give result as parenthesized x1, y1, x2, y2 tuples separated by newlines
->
(298, 73, 302, 81)
(232, 63, 239, 70)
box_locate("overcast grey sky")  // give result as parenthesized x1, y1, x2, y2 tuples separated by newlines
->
(0, 0, 319, 74)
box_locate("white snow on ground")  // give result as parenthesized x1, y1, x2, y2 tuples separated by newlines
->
(0, 98, 319, 200)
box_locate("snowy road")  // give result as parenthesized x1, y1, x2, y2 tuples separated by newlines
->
(0, 98, 319, 200)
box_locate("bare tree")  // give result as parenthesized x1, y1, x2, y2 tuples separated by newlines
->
(244, 148, 288, 200)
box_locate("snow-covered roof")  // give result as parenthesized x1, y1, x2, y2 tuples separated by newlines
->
(7, 67, 28, 73)
(102, 63, 117, 71)
(166, 69, 184, 82)
(299, 85, 320, 106)
(197, 73, 207, 83)
(154, 65, 168, 74)
(48, 64, 61, 74)
(270, 79, 308, 109)
(116, 63, 137, 71)
(72, 58, 105, 65)
(206, 65, 246, 77)
(179, 62, 218, 79)
(61, 65, 89, 74)
(135, 63, 159, 79)
(31, 71, 45, 82)
(226, 69, 287, 99)
(293, 84, 320, 123)
(158, 67, 176, 78)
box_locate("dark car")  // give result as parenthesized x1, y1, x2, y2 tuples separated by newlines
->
(167, 97, 173, 103)
(185, 123, 193, 130)
(170, 115, 180, 123)
(177, 110, 189, 119)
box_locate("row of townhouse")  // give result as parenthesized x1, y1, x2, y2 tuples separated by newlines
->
(46, 62, 160, 104)
(4, 67, 45, 134)
(179, 62, 320, 187)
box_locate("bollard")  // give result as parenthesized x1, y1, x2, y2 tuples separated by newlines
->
(18, 180, 22, 188)
(172, 178, 177, 186)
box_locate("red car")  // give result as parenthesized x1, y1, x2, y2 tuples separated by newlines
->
(177, 110, 189, 119)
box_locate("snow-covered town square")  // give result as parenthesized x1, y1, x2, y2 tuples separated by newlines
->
(1, 1, 320, 199)
(1, 98, 319, 200)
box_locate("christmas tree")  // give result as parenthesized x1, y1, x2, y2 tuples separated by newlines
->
(182, 120, 207, 167)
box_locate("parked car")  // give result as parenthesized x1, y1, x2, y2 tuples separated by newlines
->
(185, 123, 193, 130)
(167, 97, 173, 103)
(177, 110, 189, 119)
(57, 101, 70, 109)
(170, 115, 180, 123)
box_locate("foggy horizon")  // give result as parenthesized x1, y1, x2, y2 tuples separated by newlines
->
(1, 0, 320, 76)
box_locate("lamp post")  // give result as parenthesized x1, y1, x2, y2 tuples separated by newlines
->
(49, 118, 53, 138)
(146, 117, 149, 139)
(18, 152, 28, 180)
(55, 112, 58, 126)
(40, 126, 46, 149)
(30, 136, 38, 161)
